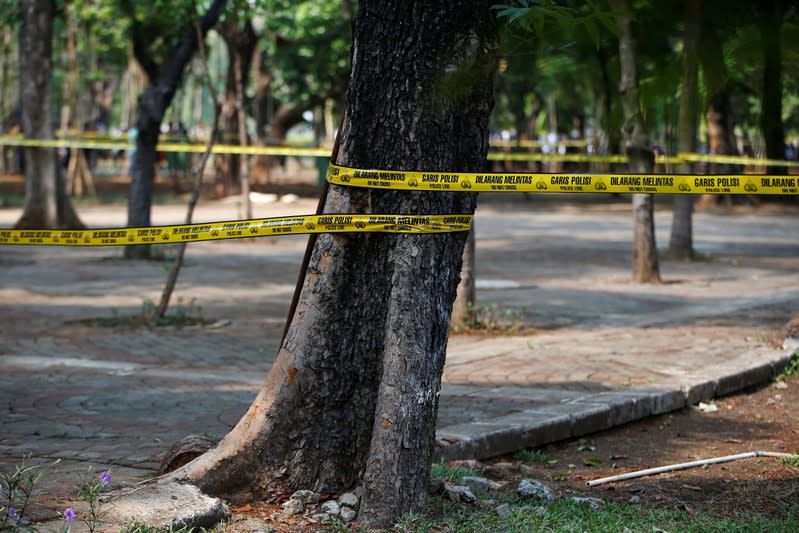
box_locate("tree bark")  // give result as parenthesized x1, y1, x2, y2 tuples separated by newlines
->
(14, 0, 83, 230)
(169, 1, 498, 527)
(612, 0, 660, 283)
(124, 0, 227, 259)
(668, 0, 701, 260)
(758, 0, 786, 175)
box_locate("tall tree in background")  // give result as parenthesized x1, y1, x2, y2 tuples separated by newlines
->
(611, 0, 661, 283)
(14, 0, 83, 230)
(164, 0, 498, 527)
(214, 10, 257, 196)
(122, 0, 227, 259)
(668, 0, 701, 259)
(758, 0, 786, 175)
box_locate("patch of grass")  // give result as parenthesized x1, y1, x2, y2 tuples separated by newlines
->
(513, 449, 552, 463)
(70, 297, 211, 329)
(776, 352, 799, 382)
(418, 497, 799, 533)
(452, 303, 528, 335)
(430, 459, 480, 484)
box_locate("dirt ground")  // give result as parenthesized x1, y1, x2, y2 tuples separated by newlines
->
(483, 370, 799, 520)
(223, 356, 798, 532)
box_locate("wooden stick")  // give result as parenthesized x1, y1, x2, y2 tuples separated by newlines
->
(587, 450, 797, 487)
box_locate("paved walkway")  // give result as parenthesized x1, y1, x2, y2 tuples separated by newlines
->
(1, 195, 798, 524)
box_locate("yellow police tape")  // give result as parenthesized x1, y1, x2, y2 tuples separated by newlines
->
(4, 135, 799, 167)
(0, 214, 473, 246)
(325, 164, 799, 195)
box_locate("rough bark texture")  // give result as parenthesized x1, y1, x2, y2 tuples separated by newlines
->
(668, 0, 701, 260)
(14, 0, 83, 230)
(124, 0, 227, 259)
(170, 1, 498, 527)
(612, 0, 660, 284)
(758, 0, 786, 176)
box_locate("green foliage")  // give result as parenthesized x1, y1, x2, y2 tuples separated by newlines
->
(493, 0, 618, 47)
(416, 497, 799, 532)
(72, 297, 209, 329)
(514, 449, 552, 463)
(776, 352, 799, 382)
(0, 457, 56, 533)
(452, 303, 527, 336)
(430, 460, 481, 484)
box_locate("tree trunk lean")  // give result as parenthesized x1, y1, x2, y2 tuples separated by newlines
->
(14, 0, 82, 230)
(169, 1, 498, 527)
(758, 0, 786, 176)
(612, 0, 660, 283)
(668, 0, 701, 259)
(125, 0, 227, 259)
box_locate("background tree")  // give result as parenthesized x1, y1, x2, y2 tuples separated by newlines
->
(668, 0, 701, 259)
(14, 0, 83, 229)
(122, 0, 227, 259)
(163, 0, 499, 528)
(611, 0, 660, 283)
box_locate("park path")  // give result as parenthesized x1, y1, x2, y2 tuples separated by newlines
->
(1, 195, 797, 525)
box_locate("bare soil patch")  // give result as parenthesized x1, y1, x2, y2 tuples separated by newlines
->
(480, 372, 799, 521)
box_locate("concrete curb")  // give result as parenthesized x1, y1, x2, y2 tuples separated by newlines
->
(437, 340, 799, 461)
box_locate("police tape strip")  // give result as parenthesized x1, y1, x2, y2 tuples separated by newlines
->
(0, 136, 331, 157)
(0, 214, 473, 246)
(3, 135, 798, 167)
(326, 164, 799, 195)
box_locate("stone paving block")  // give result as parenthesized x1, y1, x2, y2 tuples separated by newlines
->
(682, 378, 718, 405)
(715, 361, 774, 397)
(573, 391, 652, 427)
(533, 402, 613, 437)
(437, 412, 572, 460)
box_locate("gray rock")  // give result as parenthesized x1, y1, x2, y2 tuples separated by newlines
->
(570, 496, 605, 510)
(338, 492, 359, 509)
(103, 482, 229, 530)
(444, 484, 477, 504)
(310, 512, 330, 523)
(290, 490, 320, 504)
(517, 479, 555, 503)
(282, 498, 305, 516)
(495, 503, 512, 517)
(462, 476, 503, 494)
(321, 500, 341, 516)
(478, 499, 498, 508)
(339, 506, 357, 522)
(628, 495, 641, 504)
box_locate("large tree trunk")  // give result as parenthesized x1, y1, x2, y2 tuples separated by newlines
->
(14, 0, 82, 230)
(169, 1, 498, 527)
(125, 0, 227, 259)
(612, 0, 660, 283)
(758, 0, 786, 176)
(668, 0, 701, 259)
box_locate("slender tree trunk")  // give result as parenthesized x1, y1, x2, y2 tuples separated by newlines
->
(668, 0, 701, 259)
(612, 0, 660, 283)
(125, 0, 227, 259)
(14, 0, 83, 230)
(169, 1, 498, 527)
(758, 0, 786, 175)
(452, 227, 476, 326)
(215, 18, 256, 197)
